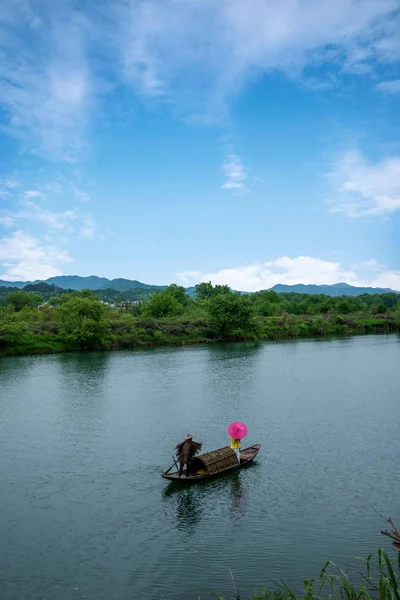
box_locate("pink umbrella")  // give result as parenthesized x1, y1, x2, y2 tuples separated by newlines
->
(228, 421, 248, 440)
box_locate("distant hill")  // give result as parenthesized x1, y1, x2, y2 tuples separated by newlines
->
(270, 282, 397, 296)
(22, 282, 68, 295)
(0, 276, 397, 296)
(0, 279, 28, 289)
(0, 275, 167, 293)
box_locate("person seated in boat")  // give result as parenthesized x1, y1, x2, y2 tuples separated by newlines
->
(176, 433, 202, 478)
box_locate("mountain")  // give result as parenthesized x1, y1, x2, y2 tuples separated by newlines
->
(22, 282, 68, 295)
(0, 275, 166, 293)
(270, 283, 396, 296)
(0, 276, 397, 296)
(44, 275, 111, 290)
(0, 279, 29, 289)
(104, 278, 167, 292)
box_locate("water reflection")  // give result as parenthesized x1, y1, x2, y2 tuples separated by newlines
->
(229, 472, 247, 520)
(175, 488, 203, 536)
(2, 337, 399, 600)
(163, 472, 248, 535)
(206, 341, 263, 361)
(57, 351, 110, 381)
(56, 352, 110, 425)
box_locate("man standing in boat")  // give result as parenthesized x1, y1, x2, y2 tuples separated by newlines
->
(176, 434, 202, 478)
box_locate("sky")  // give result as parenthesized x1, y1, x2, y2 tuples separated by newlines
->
(0, 0, 399, 291)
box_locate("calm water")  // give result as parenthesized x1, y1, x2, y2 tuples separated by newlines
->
(1, 335, 399, 600)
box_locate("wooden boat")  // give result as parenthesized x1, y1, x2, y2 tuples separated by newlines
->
(161, 444, 261, 484)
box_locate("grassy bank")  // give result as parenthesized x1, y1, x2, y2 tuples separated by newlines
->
(1, 284, 399, 357)
(0, 311, 399, 357)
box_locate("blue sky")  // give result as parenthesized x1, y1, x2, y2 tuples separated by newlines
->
(0, 0, 399, 291)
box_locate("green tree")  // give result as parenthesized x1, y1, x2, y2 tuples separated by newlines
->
(254, 290, 280, 303)
(165, 284, 189, 306)
(6, 290, 43, 311)
(195, 281, 231, 300)
(252, 290, 284, 316)
(371, 303, 387, 315)
(142, 291, 183, 318)
(0, 311, 31, 347)
(317, 301, 331, 314)
(207, 292, 255, 337)
(80, 289, 97, 299)
(49, 296, 63, 306)
(60, 297, 111, 350)
(311, 316, 328, 336)
(337, 299, 352, 314)
(281, 313, 299, 336)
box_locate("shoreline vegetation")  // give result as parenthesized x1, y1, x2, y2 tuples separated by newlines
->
(212, 522, 400, 600)
(1, 282, 399, 357)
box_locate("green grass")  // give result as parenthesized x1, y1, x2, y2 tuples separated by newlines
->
(1, 312, 398, 357)
(0, 333, 66, 356)
(208, 548, 400, 600)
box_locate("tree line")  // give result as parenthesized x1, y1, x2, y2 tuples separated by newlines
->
(0, 282, 399, 355)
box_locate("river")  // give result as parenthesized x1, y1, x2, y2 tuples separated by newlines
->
(1, 335, 399, 600)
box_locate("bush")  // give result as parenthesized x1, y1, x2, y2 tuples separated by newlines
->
(60, 297, 111, 350)
(0, 311, 32, 347)
(208, 293, 256, 337)
(141, 291, 184, 318)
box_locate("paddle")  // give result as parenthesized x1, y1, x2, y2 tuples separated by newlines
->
(164, 455, 180, 475)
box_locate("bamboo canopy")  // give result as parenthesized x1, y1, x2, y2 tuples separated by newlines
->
(196, 446, 237, 474)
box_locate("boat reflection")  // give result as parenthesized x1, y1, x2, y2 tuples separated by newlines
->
(229, 472, 247, 521)
(163, 471, 249, 535)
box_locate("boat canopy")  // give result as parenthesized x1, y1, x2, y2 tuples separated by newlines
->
(192, 446, 237, 474)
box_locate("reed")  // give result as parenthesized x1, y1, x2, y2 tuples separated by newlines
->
(211, 522, 400, 600)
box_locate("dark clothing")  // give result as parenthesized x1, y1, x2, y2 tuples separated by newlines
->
(176, 440, 202, 477)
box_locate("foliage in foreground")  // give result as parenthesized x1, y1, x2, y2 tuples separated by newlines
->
(212, 550, 400, 600)
(211, 522, 400, 600)
(248, 550, 400, 600)
(0, 283, 399, 356)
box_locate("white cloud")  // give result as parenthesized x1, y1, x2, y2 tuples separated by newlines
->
(376, 79, 400, 94)
(177, 255, 400, 291)
(0, 215, 16, 227)
(0, 179, 101, 239)
(221, 154, 247, 191)
(0, 230, 72, 281)
(1, 0, 400, 155)
(69, 184, 91, 203)
(111, 0, 400, 115)
(0, 177, 20, 199)
(363, 259, 384, 269)
(0, 2, 93, 160)
(24, 191, 44, 199)
(328, 150, 400, 216)
(0, 177, 20, 190)
(81, 227, 96, 239)
(372, 270, 400, 291)
(18, 199, 77, 230)
(79, 215, 102, 239)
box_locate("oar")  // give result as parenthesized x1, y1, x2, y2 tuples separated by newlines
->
(164, 455, 180, 475)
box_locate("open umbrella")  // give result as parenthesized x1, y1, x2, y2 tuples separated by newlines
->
(228, 421, 248, 440)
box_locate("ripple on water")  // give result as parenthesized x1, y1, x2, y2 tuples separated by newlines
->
(1, 336, 400, 600)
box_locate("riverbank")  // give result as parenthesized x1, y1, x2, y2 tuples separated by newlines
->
(1, 285, 399, 357)
(0, 311, 398, 357)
